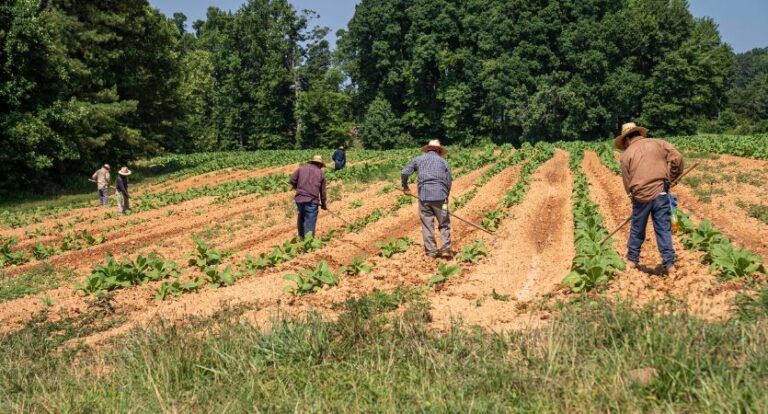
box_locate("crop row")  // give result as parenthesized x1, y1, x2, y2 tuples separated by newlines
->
(1, 230, 106, 268)
(71, 148, 506, 300)
(561, 145, 625, 292)
(669, 135, 768, 160)
(593, 145, 766, 282)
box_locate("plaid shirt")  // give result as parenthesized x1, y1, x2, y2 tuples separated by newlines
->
(401, 151, 452, 201)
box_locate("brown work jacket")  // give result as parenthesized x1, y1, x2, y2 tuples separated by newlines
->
(620, 138, 684, 203)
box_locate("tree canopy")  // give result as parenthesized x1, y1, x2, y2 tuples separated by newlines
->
(0, 0, 764, 194)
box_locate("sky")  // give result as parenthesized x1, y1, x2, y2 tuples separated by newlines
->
(149, 0, 766, 53)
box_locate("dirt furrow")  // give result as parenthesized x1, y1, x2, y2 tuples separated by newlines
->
(582, 151, 735, 320)
(65, 163, 496, 346)
(425, 150, 574, 331)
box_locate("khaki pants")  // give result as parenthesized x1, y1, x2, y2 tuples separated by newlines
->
(419, 200, 451, 254)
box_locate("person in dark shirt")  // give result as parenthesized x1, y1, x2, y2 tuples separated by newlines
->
(290, 155, 328, 238)
(332, 146, 347, 170)
(116, 167, 132, 214)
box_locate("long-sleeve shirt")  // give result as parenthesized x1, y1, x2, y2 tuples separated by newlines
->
(116, 175, 129, 197)
(401, 151, 452, 202)
(332, 150, 346, 169)
(620, 138, 684, 203)
(92, 168, 110, 190)
(290, 163, 327, 205)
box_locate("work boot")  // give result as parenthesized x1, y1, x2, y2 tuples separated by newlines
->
(439, 248, 456, 259)
(626, 260, 638, 270)
(426, 251, 439, 259)
(662, 265, 677, 278)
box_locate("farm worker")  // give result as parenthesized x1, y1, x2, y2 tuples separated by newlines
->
(616, 122, 684, 276)
(402, 140, 453, 258)
(115, 167, 132, 215)
(332, 146, 346, 170)
(290, 155, 328, 238)
(90, 164, 111, 206)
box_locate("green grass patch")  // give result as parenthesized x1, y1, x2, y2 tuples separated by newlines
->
(2, 294, 768, 411)
(0, 264, 77, 303)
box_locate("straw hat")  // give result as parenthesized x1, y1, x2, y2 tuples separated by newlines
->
(103, 164, 110, 170)
(308, 155, 326, 168)
(118, 167, 132, 176)
(614, 122, 648, 150)
(422, 139, 447, 156)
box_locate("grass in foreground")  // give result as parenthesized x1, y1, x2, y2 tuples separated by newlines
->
(1, 289, 768, 412)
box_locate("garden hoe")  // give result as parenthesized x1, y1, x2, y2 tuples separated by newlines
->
(403, 193, 497, 237)
(598, 162, 700, 246)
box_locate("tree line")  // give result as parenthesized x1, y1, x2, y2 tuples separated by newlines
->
(0, 0, 765, 194)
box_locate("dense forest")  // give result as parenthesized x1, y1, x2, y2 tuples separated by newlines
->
(1, 0, 766, 193)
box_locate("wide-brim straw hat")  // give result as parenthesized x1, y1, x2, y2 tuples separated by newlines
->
(614, 122, 649, 150)
(103, 164, 111, 170)
(421, 139, 447, 156)
(309, 155, 326, 168)
(118, 167, 132, 176)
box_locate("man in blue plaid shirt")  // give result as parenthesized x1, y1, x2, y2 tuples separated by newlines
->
(402, 140, 453, 258)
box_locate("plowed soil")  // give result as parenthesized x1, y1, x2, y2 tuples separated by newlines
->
(582, 151, 736, 320)
(3, 149, 762, 348)
(427, 150, 573, 331)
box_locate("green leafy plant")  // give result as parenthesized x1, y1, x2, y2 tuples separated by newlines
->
(75, 254, 180, 296)
(154, 277, 203, 300)
(0, 237, 28, 266)
(481, 208, 505, 231)
(377, 237, 412, 258)
(708, 241, 766, 280)
(188, 237, 222, 270)
(428, 262, 461, 287)
(561, 148, 625, 293)
(340, 257, 372, 276)
(459, 240, 488, 263)
(202, 265, 239, 288)
(239, 254, 269, 275)
(283, 261, 339, 296)
(349, 200, 364, 209)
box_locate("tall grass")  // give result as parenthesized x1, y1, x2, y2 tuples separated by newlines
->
(1, 291, 768, 412)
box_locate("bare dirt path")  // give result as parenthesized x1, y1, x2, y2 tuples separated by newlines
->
(583, 151, 735, 320)
(426, 150, 574, 331)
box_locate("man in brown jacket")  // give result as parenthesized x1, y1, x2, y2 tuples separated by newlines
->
(616, 122, 684, 275)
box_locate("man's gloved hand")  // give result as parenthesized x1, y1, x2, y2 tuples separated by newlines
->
(321, 203, 328, 211)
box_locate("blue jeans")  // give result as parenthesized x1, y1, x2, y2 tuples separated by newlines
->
(627, 194, 675, 269)
(98, 188, 109, 206)
(296, 202, 319, 238)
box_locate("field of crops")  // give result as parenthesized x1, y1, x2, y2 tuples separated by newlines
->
(1, 135, 768, 411)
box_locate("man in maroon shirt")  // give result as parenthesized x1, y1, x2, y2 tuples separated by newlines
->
(290, 155, 328, 238)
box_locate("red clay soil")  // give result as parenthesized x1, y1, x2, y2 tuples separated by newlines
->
(582, 151, 735, 321)
(0, 162, 494, 338)
(0, 178, 401, 332)
(674, 158, 768, 260)
(243, 157, 530, 327)
(426, 150, 574, 332)
(54, 163, 495, 346)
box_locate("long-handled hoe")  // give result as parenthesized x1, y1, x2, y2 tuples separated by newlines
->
(403, 193, 497, 237)
(598, 162, 700, 246)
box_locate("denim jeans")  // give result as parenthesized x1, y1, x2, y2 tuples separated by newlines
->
(296, 202, 319, 238)
(98, 188, 109, 206)
(627, 194, 675, 269)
